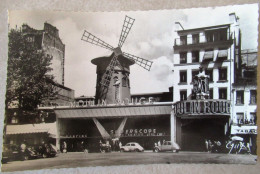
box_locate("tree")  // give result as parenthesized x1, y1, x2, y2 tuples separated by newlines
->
(6, 29, 55, 117)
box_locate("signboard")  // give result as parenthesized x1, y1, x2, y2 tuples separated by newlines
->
(172, 100, 230, 116)
(119, 129, 166, 137)
(231, 125, 257, 135)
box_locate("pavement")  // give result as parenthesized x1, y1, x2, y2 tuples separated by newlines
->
(1, 151, 257, 172)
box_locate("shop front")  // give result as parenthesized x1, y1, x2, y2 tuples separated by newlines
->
(173, 99, 231, 151)
(231, 125, 257, 154)
(54, 103, 172, 152)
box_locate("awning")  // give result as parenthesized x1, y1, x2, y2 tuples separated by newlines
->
(203, 51, 214, 61)
(231, 125, 257, 135)
(6, 122, 57, 137)
(54, 105, 172, 119)
(217, 49, 228, 58)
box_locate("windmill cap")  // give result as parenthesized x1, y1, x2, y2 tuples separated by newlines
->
(91, 53, 135, 66)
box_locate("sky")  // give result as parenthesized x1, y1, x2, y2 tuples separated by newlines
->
(9, 4, 258, 97)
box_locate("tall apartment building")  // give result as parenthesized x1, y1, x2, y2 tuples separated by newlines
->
(173, 13, 239, 103)
(172, 13, 257, 153)
(22, 22, 65, 85)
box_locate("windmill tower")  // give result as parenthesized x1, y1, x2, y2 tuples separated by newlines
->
(82, 16, 153, 104)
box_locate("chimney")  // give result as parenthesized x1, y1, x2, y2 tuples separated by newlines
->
(229, 13, 237, 24)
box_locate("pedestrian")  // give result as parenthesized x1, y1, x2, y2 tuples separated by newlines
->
(20, 141, 27, 152)
(158, 140, 161, 146)
(63, 141, 67, 153)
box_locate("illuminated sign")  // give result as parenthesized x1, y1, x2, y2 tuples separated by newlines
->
(69, 97, 155, 107)
(231, 126, 257, 135)
(121, 129, 166, 136)
(172, 100, 230, 116)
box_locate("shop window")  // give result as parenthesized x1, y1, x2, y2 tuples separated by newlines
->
(179, 71, 187, 83)
(192, 51, 199, 63)
(11, 116, 18, 124)
(209, 88, 213, 99)
(205, 69, 213, 82)
(250, 112, 256, 125)
(180, 35, 187, 45)
(236, 90, 244, 105)
(219, 88, 227, 99)
(180, 90, 187, 101)
(122, 76, 127, 87)
(250, 90, 257, 105)
(180, 52, 187, 64)
(192, 34, 199, 44)
(236, 113, 244, 124)
(218, 68, 227, 81)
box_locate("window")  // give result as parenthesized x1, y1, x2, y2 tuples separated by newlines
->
(250, 90, 257, 104)
(180, 35, 187, 45)
(206, 32, 214, 42)
(250, 112, 256, 125)
(180, 90, 187, 101)
(192, 34, 199, 44)
(205, 69, 213, 82)
(192, 70, 199, 82)
(209, 88, 213, 99)
(113, 76, 118, 84)
(179, 71, 187, 83)
(219, 88, 227, 99)
(122, 76, 127, 87)
(236, 91, 244, 104)
(180, 52, 187, 64)
(219, 68, 227, 81)
(192, 51, 199, 63)
(236, 113, 244, 124)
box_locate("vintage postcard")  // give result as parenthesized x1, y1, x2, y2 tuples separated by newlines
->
(1, 3, 258, 172)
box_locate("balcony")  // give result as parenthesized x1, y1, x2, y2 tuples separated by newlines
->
(173, 33, 233, 51)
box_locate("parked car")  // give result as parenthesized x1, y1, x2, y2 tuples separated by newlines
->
(1, 144, 38, 162)
(153, 141, 180, 153)
(37, 143, 57, 158)
(120, 142, 144, 152)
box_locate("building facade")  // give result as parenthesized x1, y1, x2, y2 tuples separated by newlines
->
(22, 23, 65, 85)
(5, 23, 75, 147)
(171, 13, 244, 151)
(231, 49, 257, 154)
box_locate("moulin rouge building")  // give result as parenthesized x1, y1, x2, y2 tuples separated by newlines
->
(9, 13, 256, 153)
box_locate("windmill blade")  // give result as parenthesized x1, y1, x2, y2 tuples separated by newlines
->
(118, 16, 135, 48)
(123, 52, 153, 71)
(100, 54, 119, 87)
(81, 30, 114, 51)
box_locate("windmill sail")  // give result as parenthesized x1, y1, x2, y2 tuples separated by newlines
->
(118, 16, 135, 48)
(123, 52, 153, 71)
(81, 30, 114, 51)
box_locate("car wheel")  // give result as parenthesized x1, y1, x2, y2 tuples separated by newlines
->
(23, 155, 29, 160)
(42, 153, 48, 158)
(120, 149, 124, 152)
(134, 149, 139, 152)
(154, 148, 159, 153)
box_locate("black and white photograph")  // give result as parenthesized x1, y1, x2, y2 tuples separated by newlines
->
(1, 3, 258, 172)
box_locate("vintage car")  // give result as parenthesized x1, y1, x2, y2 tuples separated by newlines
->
(120, 142, 144, 152)
(153, 141, 180, 153)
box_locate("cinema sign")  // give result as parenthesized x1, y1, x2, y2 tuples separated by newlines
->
(172, 99, 231, 116)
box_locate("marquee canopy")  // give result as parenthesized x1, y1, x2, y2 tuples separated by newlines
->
(54, 104, 172, 119)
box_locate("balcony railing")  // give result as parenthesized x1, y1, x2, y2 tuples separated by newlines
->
(174, 33, 232, 46)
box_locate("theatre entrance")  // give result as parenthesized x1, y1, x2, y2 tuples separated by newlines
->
(179, 117, 229, 151)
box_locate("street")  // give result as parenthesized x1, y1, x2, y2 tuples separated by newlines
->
(1, 151, 257, 172)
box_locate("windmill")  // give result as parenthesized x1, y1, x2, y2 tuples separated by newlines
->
(81, 15, 153, 104)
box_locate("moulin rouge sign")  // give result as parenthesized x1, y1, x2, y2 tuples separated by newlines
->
(173, 99, 231, 116)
